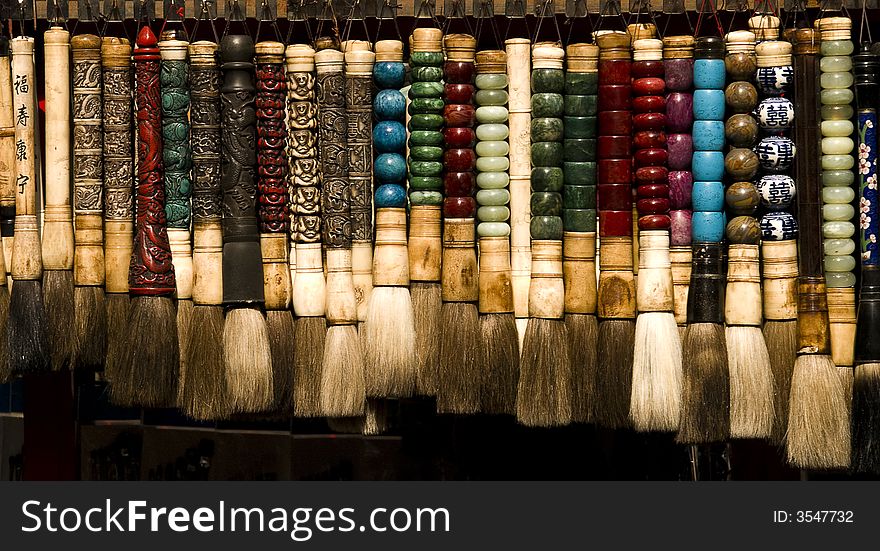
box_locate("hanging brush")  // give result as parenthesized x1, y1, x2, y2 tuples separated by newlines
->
(786, 25, 849, 470)
(112, 22, 179, 406)
(42, 24, 75, 371)
(0, 35, 12, 380)
(8, 30, 50, 374)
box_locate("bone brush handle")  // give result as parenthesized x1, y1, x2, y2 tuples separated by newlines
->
(103, 38, 134, 296)
(0, 38, 15, 273)
(130, 26, 175, 296)
(11, 36, 41, 282)
(42, 27, 74, 274)
(189, 41, 222, 306)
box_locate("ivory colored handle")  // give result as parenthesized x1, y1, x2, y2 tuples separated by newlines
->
(507, 38, 532, 320)
(635, 230, 673, 312)
(598, 236, 636, 319)
(293, 243, 326, 317)
(192, 220, 223, 306)
(725, 244, 762, 326)
(352, 241, 373, 322)
(762, 240, 799, 321)
(670, 246, 692, 326)
(509, 174, 531, 318)
(529, 240, 565, 319)
(826, 286, 856, 367)
(479, 236, 514, 314)
(563, 231, 597, 314)
(373, 208, 410, 287)
(325, 248, 358, 324)
(441, 219, 479, 303)
(261, 233, 291, 310)
(408, 204, 442, 282)
(0, 45, 15, 228)
(105, 220, 134, 295)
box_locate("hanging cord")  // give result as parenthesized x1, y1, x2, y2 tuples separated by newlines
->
(375, 0, 403, 41)
(475, 0, 503, 49)
(410, 0, 443, 35)
(627, 0, 661, 36)
(314, 0, 341, 46)
(191, 0, 221, 44)
(255, 0, 284, 43)
(48, 0, 68, 30)
(340, 0, 372, 47)
(594, 0, 629, 34)
(693, 0, 725, 37)
(818, 0, 850, 25)
(98, 0, 133, 42)
(783, 0, 811, 30)
(441, 0, 475, 37)
(533, 0, 563, 44)
(503, 0, 533, 40)
(858, 0, 872, 45)
(725, 0, 753, 35)
(285, 0, 315, 45)
(15, 0, 31, 38)
(159, 0, 188, 39)
(659, 1, 694, 38)
(564, 0, 594, 45)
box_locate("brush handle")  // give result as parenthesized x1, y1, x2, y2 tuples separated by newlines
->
(563, 232, 596, 314)
(219, 34, 263, 304)
(256, 41, 290, 311)
(856, 45, 878, 267)
(762, 240, 799, 320)
(11, 37, 41, 281)
(506, 38, 532, 322)
(826, 286, 856, 366)
(479, 236, 514, 313)
(408, 27, 444, 212)
(189, 40, 222, 306)
(325, 248, 357, 324)
(103, 38, 135, 296)
(796, 276, 832, 355)
(42, 27, 74, 272)
(597, 236, 636, 319)
(686, 242, 725, 324)
(441, 219, 478, 303)
(528, 240, 564, 319)
(373, 208, 409, 287)
(530, 43, 564, 242)
(636, 231, 674, 312)
(131, 26, 175, 295)
(670, 246, 691, 325)
(725, 244, 762, 326)
(0, 38, 14, 263)
(408, 204, 442, 281)
(664, 35, 694, 250)
(856, 268, 880, 363)
(285, 44, 318, 244)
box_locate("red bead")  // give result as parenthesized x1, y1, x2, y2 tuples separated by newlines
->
(597, 159, 632, 186)
(632, 59, 664, 78)
(444, 61, 476, 84)
(632, 77, 665, 96)
(633, 130, 666, 149)
(443, 149, 477, 173)
(597, 183, 633, 211)
(633, 95, 666, 113)
(637, 198, 670, 215)
(443, 104, 476, 127)
(444, 171, 476, 197)
(443, 83, 475, 104)
(599, 209, 633, 237)
(634, 148, 668, 167)
(598, 110, 632, 136)
(634, 166, 668, 185)
(638, 214, 671, 230)
(637, 184, 669, 199)
(597, 85, 631, 111)
(598, 59, 631, 85)
(443, 127, 476, 148)
(444, 196, 476, 218)
(632, 112, 666, 131)
(597, 135, 631, 159)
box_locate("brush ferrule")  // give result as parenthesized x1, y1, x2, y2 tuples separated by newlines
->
(686, 242, 725, 324)
(352, 241, 373, 322)
(479, 236, 514, 314)
(826, 286, 856, 367)
(192, 220, 223, 305)
(293, 243, 325, 316)
(528, 240, 564, 319)
(636, 231, 674, 312)
(325, 248, 357, 324)
(725, 244, 762, 326)
(563, 232, 597, 314)
(761, 239, 798, 320)
(260, 233, 290, 310)
(222, 240, 265, 304)
(408, 205, 443, 282)
(74, 214, 106, 287)
(441, 219, 479, 303)
(373, 208, 410, 287)
(41, 205, 74, 270)
(856, 269, 880, 362)
(598, 236, 636, 319)
(670, 246, 692, 326)
(796, 276, 832, 354)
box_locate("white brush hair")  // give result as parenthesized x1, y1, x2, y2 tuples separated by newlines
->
(630, 311, 682, 432)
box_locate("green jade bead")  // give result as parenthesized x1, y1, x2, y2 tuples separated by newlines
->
(409, 81, 444, 98)
(409, 114, 445, 131)
(530, 215, 563, 240)
(821, 119, 854, 137)
(409, 160, 443, 176)
(477, 206, 511, 222)
(476, 156, 510, 172)
(475, 89, 509, 106)
(823, 221, 855, 238)
(532, 68, 565, 93)
(565, 72, 598, 95)
(820, 55, 853, 72)
(531, 192, 562, 215)
(822, 186, 855, 204)
(531, 142, 564, 167)
(826, 272, 857, 288)
(564, 116, 597, 139)
(409, 176, 443, 190)
(411, 65, 443, 82)
(409, 97, 446, 114)
(409, 191, 443, 205)
(563, 185, 595, 209)
(564, 209, 596, 232)
(822, 169, 855, 186)
(822, 154, 854, 170)
(477, 171, 509, 189)
(475, 74, 508, 90)
(476, 123, 509, 141)
(477, 222, 511, 237)
(564, 95, 593, 116)
(824, 238, 856, 255)
(821, 104, 854, 120)
(476, 189, 510, 206)
(563, 162, 596, 186)
(531, 93, 565, 118)
(823, 203, 854, 221)
(409, 130, 443, 146)
(531, 167, 564, 192)
(410, 146, 444, 161)
(820, 40, 854, 56)
(410, 51, 444, 66)
(821, 137, 854, 155)
(531, 117, 564, 142)
(820, 71, 854, 89)
(825, 254, 856, 272)
(821, 88, 854, 105)
(475, 140, 509, 157)
(564, 139, 596, 162)
(475, 106, 509, 123)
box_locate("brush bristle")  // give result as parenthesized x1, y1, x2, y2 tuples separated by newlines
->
(111, 295, 179, 407)
(565, 313, 597, 423)
(852, 363, 880, 473)
(727, 325, 776, 440)
(630, 312, 682, 432)
(363, 286, 416, 398)
(595, 319, 635, 429)
(0, 285, 9, 382)
(412, 282, 441, 396)
(266, 309, 296, 411)
(320, 324, 366, 417)
(677, 323, 730, 444)
(223, 307, 274, 414)
(786, 354, 849, 469)
(177, 299, 194, 400)
(764, 320, 797, 445)
(481, 313, 520, 415)
(180, 304, 227, 420)
(73, 286, 107, 370)
(362, 398, 389, 435)
(838, 365, 853, 469)
(103, 293, 130, 383)
(43, 270, 74, 371)
(7, 279, 50, 374)
(293, 316, 325, 417)
(516, 317, 572, 427)
(438, 302, 481, 414)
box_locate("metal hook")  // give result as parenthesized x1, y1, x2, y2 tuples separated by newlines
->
(341, 0, 371, 45)
(375, 0, 403, 41)
(504, 0, 533, 40)
(474, 0, 502, 49)
(442, 0, 474, 35)
(256, 0, 284, 43)
(191, 0, 220, 43)
(533, 0, 562, 44)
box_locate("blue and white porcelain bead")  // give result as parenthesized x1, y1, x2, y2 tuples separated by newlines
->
(760, 211, 799, 241)
(693, 89, 726, 121)
(692, 120, 726, 151)
(755, 136, 796, 172)
(374, 183, 407, 208)
(373, 61, 406, 89)
(692, 211, 726, 242)
(755, 65, 793, 96)
(373, 120, 407, 153)
(756, 174, 796, 210)
(692, 151, 725, 181)
(691, 181, 725, 211)
(755, 97, 794, 132)
(373, 89, 407, 121)
(693, 59, 726, 89)
(374, 153, 407, 183)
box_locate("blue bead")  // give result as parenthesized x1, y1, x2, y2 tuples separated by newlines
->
(375, 183, 408, 208)
(692, 211, 725, 242)
(691, 181, 725, 211)
(692, 151, 725, 181)
(692, 120, 726, 151)
(693, 89, 726, 121)
(374, 89, 407, 121)
(760, 211, 799, 241)
(373, 62, 406, 89)
(375, 153, 407, 183)
(693, 59, 726, 90)
(373, 121, 407, 154)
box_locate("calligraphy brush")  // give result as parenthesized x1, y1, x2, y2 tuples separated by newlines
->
(112, 24, 179, 406)
(8, 33, 50, 374)
(0, 36, 11, 380)
(42, 25, 75, 371)
(786, 26, 848, 469)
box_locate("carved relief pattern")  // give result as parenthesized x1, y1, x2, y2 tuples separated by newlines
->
(130, 37, 176, 292)
(190, 57, 222, 221)
(73, 55, 104, 216)
(161, 58, 192, 229)
(287, 68, 320, 243)
(256, 59, 289, 234)
(346, 72, 373, 242)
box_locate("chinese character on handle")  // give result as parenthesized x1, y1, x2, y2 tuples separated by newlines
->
(13, 74, 28, 95)
(16, 174, 28, 194)
(16, 105, 28, 127)
(15, 139, 26, 161)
